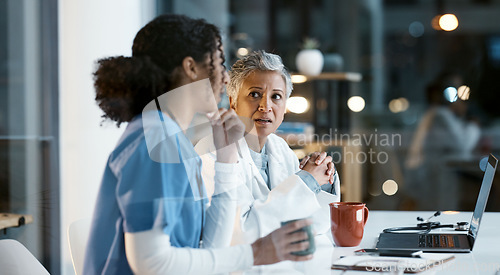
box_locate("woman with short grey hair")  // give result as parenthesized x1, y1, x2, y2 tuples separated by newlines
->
(227, 50, 293, 105)
(196, 50, 341, 245)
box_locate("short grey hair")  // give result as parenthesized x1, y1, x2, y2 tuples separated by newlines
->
(227, 50, 292, 106)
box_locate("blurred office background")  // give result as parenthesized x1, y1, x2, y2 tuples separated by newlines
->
(1, 0, 500, 273)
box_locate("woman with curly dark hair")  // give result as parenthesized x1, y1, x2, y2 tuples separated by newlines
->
(83, 14, 314, 275)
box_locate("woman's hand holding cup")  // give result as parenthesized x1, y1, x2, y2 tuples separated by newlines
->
(251, 219, 314, 265)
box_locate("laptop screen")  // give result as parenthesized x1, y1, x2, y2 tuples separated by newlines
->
(468, 154, 498, 241)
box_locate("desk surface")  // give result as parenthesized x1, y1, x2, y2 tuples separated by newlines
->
(242, 211, 500, 274)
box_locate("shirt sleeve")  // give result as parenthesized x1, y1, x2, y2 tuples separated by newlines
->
(125, 228, 253, 274)
(320, 171, 339, 195)
(295, 170, 321, 194)
(202, 161, 242, 248)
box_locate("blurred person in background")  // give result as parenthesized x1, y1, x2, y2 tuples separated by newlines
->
(405, 71, 480, 211)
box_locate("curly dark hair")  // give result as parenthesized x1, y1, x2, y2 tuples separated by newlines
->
(94, 14, 225, 126)
(94, 56, 167, 125)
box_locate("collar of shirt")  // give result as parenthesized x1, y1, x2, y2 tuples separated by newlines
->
(248, 143, 271, 189)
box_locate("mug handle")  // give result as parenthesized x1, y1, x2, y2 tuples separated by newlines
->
(363, 206, 369, 225)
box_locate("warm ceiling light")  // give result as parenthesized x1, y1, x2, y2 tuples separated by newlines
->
(399, 97, 409, 111)
(347, 96, 365, 112)
(286, 96, 310, 114)
(389, 99, 402, 113)
(291, 74, 307, 84)
(439, 14, 459, 31)
(457, 85, 471, 100)
(237, 47, 249, 57)
(382, 180, 398, 196)
(389, 97, 410, 113)
(431, 15, 442, 30)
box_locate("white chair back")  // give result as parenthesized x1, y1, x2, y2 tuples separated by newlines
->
(68, 218, 91, 275)
(0, 239, 50, 274)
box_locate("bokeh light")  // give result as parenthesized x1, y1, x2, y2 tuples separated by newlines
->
(382, 180, 398, 196)
(444, 87, 458, 102)
(389, 97, 410, 113)
(291, 74, 308, 84)
(439, 14, 459, 31)
(286, 96, 310, 114)
(457, 85, 471, 100)
(237, 47, 249, 57)
(409, 21, 424, 37)
(347, 96, 365, 112)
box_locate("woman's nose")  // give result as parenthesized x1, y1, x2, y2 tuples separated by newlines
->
(258, 97, 271, 112)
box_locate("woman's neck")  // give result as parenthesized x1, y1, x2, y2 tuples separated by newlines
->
(158, 84, 197, 134)
(245, 133, 267, 153)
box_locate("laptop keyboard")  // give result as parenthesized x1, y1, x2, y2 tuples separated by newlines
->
(418, 234, 460, 248)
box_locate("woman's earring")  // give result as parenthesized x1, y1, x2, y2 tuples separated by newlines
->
(193, 74, 197, 80)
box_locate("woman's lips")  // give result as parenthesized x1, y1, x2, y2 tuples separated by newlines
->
(254, 118, 272, 125)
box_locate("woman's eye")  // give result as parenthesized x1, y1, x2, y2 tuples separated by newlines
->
(272, 93, 282, 100)
(249, 91, 260, 98)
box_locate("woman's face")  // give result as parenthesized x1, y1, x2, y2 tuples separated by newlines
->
(232, 71, 287, 138)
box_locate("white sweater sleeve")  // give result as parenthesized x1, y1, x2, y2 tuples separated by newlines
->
(194, 135, 244, 248)
(202, 161, 242, 248)
(125, 228, 253, 275)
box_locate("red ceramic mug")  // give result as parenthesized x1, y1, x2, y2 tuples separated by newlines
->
(329, 202, 369, 247)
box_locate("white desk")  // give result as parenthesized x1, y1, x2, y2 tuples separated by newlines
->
(241, 211, 500, 274)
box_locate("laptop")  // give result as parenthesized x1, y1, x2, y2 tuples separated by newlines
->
(376, 154, 498, 253)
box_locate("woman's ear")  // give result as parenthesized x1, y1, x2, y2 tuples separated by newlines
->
(229, 96, 236, 110)
(181, 56, 198, 81)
